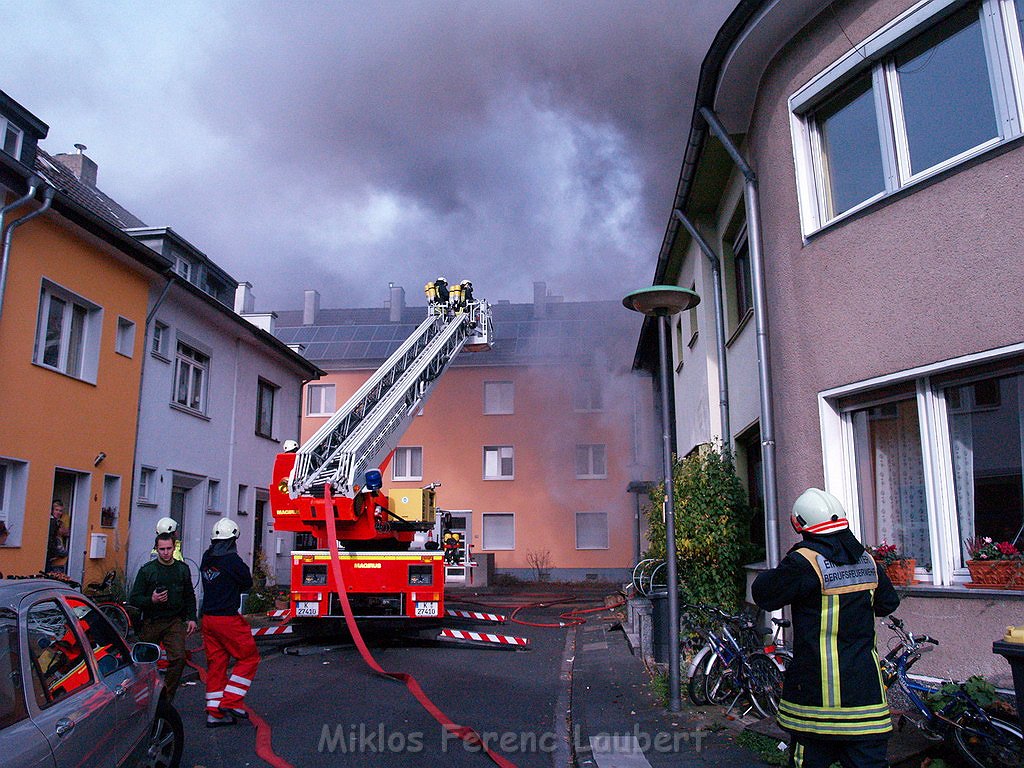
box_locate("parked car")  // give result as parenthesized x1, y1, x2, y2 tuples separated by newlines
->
(0, 578, 183, 768)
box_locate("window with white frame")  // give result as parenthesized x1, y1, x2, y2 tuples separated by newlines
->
(823, 349, 1024, 586)
(115, 316, 136, 357)
(729, 229, 752, 324)
(138, 466, 156, 503)
(791, 0, 1024, 234)
(34, 280, 101, 382)
(151, 321, 169, 358)
(256, 378, 277, 438)
(307, 383, 336, 416)
(482, 512, 515, 550)
(1, 117, 23, 159)
(575, 511, 609, 549)
(207, 479, 221, 512)
(575, 444, 608, 479)
(484, 381, 514, 414)
(0, 458, 28, 545)
(574, 373, 603, 412)
(173, 341, 209, 413)
(174, 254, 193, 282)
(483, 446, 514, 480)
(393, 447, 423, 481)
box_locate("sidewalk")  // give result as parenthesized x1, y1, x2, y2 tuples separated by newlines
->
(567, 608, 936, 768)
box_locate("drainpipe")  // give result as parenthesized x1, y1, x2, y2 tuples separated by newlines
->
(0, 181, 52, 324)
(698, 106, 781, 569)
(671, 209, 731, 447)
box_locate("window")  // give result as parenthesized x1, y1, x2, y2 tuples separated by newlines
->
(0, 465, 6, 528)
(574, 373, 603, 412)
(792, 0, 1020, 233)
(674, 316, 685, 370)
(34, 280, 101, 382)
(256, 379, 278, 438)
(26, 599, 93, 705)
(484, 381, 514, 414)
(237, 484, 249, 516)
(100, 475, 119, 528)
(138, 466, 156, 503)
(730, 229, 752, 323)
(822, 349, 1024, 586)
(151, 321, 169, 358)
(687, 282, 699, 345)
(66, 597, 130, 677)
(207, 479, 221, 512)
(393, 447, 423, 481)
(483, 446, 514, 480)
(115, 316, 135, 357)
(0, 608, 27, 728)
(0, 117, 23, 159)
(0, 458, 28, 548)
(307, 383, 336, 416)
(575, 444, 608, 479)
(482, 513, 515, 550)
(174, 254, 193, 281)
(173, 341, 209, 413)
(575, 511, 609, 549)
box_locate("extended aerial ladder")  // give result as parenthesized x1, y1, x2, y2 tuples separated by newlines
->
(269, 280, 493, 624)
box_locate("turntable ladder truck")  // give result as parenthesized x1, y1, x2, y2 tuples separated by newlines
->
(269, 281, 492, 631)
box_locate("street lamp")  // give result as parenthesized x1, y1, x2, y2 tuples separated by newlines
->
(623, 285, 700, 713)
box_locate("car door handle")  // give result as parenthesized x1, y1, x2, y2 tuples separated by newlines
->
(55, 717, 75, 736)
(114, 682, 129, 697)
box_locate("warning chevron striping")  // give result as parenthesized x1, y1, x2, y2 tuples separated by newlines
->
(438, 628, 529, 646)
(445, 609, 506, 622)
(252, 624, 294, 636)
(266, 609, 294, 620)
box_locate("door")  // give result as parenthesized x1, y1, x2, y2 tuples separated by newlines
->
(253, 490, 269, 563)
(23, 596, 118, 768)
(50, 471, 88, 582)
(443, 511, 472, 584)
(63, 596, 151, 762)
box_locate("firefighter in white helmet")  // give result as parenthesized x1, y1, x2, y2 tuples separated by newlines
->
(752, 489, 900, 768)
(151, 517, 184, 562)
(200, 517, 260, 727)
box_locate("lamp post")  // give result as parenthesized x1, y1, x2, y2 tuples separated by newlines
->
(623, 285, 700, 713)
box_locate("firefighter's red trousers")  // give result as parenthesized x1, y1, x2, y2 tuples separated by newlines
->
(202, 614, 260, 714)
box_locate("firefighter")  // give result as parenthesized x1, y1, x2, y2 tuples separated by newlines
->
(200, 517, 259, 727)
(752, 488, 900, 768)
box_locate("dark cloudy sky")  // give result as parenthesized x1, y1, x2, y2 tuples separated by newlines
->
(2, 1, 731, 312)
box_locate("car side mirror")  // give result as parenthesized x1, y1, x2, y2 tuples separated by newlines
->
(131, 642, 161, 664)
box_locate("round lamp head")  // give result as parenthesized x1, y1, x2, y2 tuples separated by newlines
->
(622, 285, 700, 316)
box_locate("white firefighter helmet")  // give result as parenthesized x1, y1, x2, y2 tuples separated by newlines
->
(211, 517, 240, 540)
(155, 516, 178, 535)
(791, 488, 849, 535)
(282, 439, 299, 452)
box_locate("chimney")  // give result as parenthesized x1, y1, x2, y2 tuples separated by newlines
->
(234, 282, 255, 314)
(387, 283, 405, 322)
(54, 144, 98, 187)
(303, 289, 320, 326)
(533, 281, 547, 319)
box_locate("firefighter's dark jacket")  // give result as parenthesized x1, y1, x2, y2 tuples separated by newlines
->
(752, 529, 900, 740)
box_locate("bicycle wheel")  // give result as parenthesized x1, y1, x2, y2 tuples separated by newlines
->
(98, 602, 132, 638)
(687, 646, 713, 705)
(952, 712, 1024, 768)
(746, 652, 784, 718)
(706, 655, 742, 705)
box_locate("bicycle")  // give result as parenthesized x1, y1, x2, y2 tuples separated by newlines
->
(882, 615, 1024, 768)
(82, 570, 138, 639)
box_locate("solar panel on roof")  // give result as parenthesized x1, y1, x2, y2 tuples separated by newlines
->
(366, 341, 391, 357)
(348, 341, 369, 357)
(352, 327, 374, 341)
(333, 326, 355, 341)
(313, 327, 334, 342)
(372, 325, 398, 341)
(290, 327, 316, 343)
(304, 342, 329, 359)
(325, 342, 348, 358)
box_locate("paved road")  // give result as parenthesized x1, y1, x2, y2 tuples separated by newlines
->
(176, 600, 576, 767)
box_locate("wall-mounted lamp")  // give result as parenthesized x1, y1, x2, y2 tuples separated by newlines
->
(94, 452, 107, 467)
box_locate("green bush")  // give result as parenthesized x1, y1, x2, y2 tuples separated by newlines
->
(645, 443, 748, 609)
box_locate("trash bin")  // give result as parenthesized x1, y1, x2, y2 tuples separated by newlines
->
(650, 590, 670, 664)
(992, 625, 1024, 729)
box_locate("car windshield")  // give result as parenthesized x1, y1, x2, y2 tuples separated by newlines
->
(0, 607, 28, 727)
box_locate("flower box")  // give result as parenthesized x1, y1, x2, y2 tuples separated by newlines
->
(965, 559, 1024, 589)
(885, 558, 917, 586)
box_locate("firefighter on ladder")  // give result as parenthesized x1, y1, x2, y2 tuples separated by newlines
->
(753, 488, 900, 768)
(200, 517, 260, 727)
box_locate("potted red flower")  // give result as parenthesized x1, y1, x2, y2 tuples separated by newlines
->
(964, 537, 1024, 589)
(867, 540, 916, 586)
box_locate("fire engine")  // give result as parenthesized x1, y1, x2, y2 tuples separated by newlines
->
(270, 279, 492, 634)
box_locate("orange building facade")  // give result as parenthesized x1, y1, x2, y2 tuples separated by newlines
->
(0, 94, 168, 584)
(277, 285, 657, 582)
